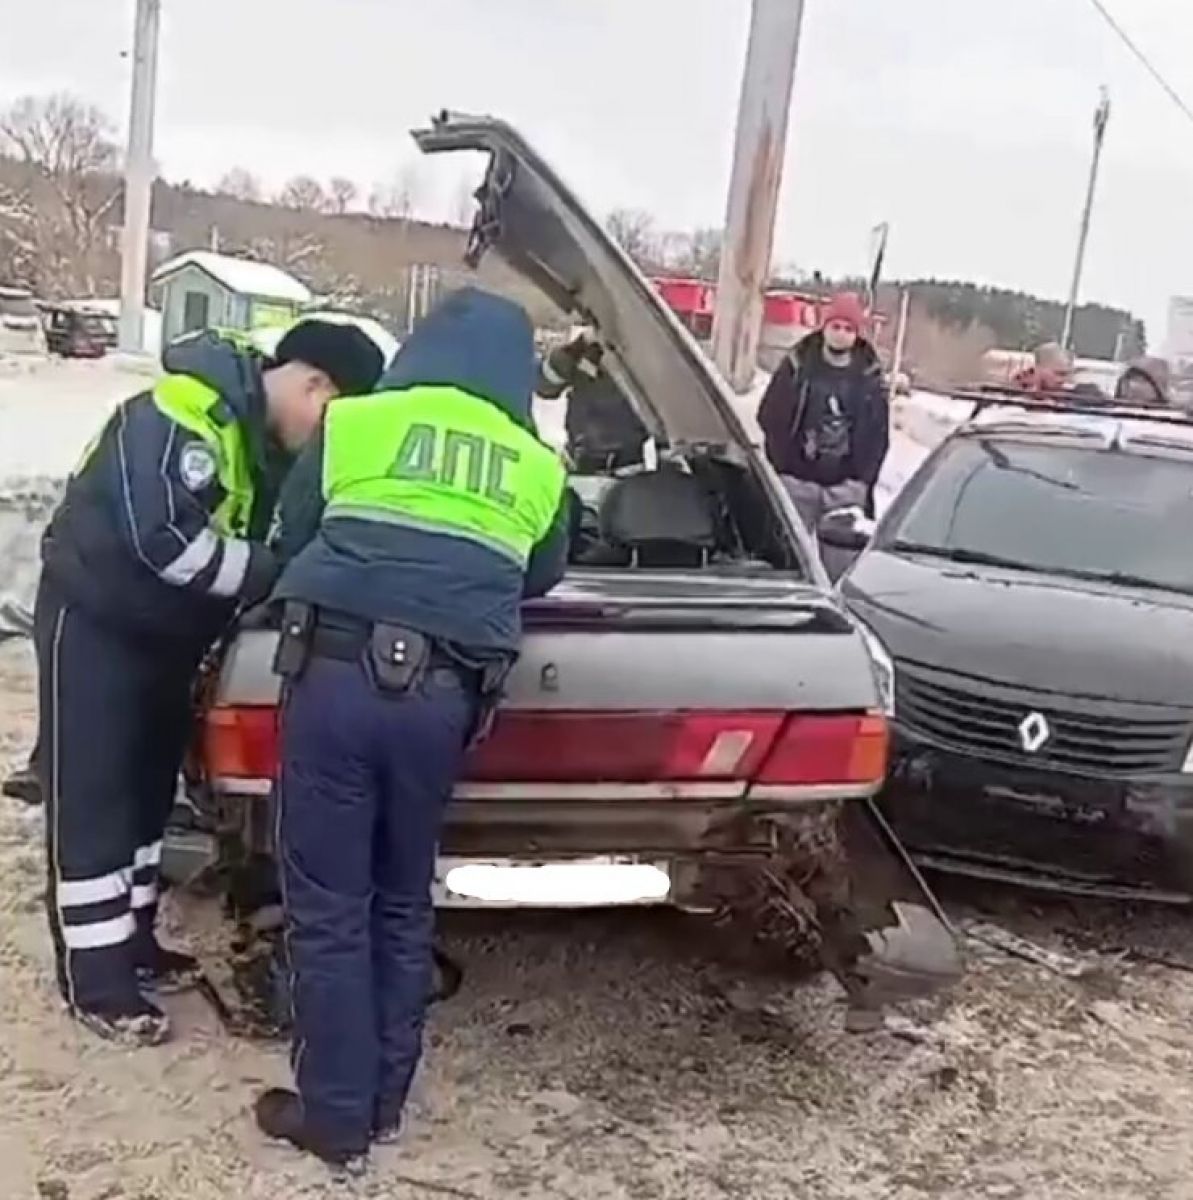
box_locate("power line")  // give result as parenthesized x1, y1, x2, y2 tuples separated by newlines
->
(1084, 0, 1193, 129)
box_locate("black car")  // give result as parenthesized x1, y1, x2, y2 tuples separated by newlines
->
(836, 398, 1193, 902)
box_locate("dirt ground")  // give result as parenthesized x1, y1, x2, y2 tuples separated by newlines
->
(5, 640, 1193, 1200)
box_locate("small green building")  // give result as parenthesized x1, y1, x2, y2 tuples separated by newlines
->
(152, 251, 312, 346)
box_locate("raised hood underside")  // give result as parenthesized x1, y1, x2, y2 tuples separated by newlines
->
(412, 112, 755, 459)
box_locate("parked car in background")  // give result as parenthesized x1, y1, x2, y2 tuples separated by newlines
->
(40, 303, 112, 359)
(836, 393, 1193, 903)
(177, 113, 961, 1020)
(0, 285, 48, 357)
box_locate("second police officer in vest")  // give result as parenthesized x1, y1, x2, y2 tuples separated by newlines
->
(255, 288, 569, 1169)
(36, 321, 383, 1045)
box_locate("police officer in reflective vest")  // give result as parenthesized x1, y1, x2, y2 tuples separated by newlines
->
(255, 288, 568, 1168)
(36, 321, 383, 1045)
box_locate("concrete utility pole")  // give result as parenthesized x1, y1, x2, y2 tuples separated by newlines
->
(711, 0, 807, 393)
(118, 0, 161, 354)
(1061, 86, 1111, 352)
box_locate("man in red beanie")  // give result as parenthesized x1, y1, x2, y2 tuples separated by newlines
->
(757, 291, 889, 533)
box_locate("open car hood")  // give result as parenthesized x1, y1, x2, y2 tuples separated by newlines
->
(413, 112, 756, 458)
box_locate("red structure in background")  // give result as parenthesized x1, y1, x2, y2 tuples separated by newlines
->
(650, 277, 883, 351)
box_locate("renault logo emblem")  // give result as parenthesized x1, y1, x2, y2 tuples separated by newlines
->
(1018, 711, 1051, 753)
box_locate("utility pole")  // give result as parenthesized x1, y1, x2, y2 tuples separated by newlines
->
(1061, 86, 1111, 352)
(891, 287, 911, 382)
(118, 0, 161, 354)
(711, 0, 807, 393)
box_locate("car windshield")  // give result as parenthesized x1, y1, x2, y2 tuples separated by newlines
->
(883, 435, 1193, 594)
(0, 293, 36, 319)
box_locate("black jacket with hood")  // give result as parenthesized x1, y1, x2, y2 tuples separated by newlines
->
(273, 288, 569, 658)
(41, 334, 288, 645)
(757, 330, 890, 498)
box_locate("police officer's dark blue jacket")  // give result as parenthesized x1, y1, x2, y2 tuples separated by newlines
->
(273, 288, 569, 657)
(41, 333, 288, 644)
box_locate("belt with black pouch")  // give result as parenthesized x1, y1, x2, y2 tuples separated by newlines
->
(273, 602, 510, 745)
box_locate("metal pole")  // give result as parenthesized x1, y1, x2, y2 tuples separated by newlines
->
(710, 0, 807, 393)
(891, 287, 911, 380)
(1061, 87, 1111, 352)
(118, 0, 161, 354)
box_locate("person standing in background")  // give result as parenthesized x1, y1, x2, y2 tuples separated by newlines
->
(757, 292, 890, 532)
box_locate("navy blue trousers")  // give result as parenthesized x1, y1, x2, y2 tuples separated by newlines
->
(33, 577, 203, 1011)
(278, 654, 475, 1151)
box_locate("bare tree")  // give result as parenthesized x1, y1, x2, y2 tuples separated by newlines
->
(606, 208, 659, 269)
(0, 92, 121, 294)
(216, 167, 262, 203)
(368, 163, 422, 221)
(0, 184, 39, 284)
(328, 177, 359, 215)
(240, 231, 326, 276)
(668, 227, 723, 280)
(277, 175, 330, 213)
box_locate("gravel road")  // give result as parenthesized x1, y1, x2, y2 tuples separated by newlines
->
(4, 640, 1193, 1200)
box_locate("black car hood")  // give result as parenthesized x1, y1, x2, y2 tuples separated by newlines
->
(842, 549, 1193, 707)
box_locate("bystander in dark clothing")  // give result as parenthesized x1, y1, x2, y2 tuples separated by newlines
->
(757, 292, 890, 529)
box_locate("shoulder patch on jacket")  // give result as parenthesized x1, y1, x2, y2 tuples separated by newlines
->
(179, 441, 218, 492)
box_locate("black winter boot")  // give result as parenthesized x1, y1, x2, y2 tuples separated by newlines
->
(71, 995, 171, 1047)
(255, 1088, 368, 1173)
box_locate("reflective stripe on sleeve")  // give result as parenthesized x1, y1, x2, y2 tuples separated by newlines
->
(160, 528, 219, 585)
(541, 356, 568, 387)
(62, 912, 136, 950)
(210, 539, 251, 597)
(58, 868, 133, 908)
(131, 882, 158, 909)
(134, 840, 163, 869)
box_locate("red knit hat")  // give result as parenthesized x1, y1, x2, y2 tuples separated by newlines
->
(821, 292, 867, 333)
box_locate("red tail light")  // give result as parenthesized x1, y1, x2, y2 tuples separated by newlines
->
(202, 706, 888, 791)
(754, 713, 890, 787)
(203, 706, 278, 781)
(466, 712, 786, 782)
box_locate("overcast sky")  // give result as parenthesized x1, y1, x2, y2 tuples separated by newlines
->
(3, 0, 1193, 343)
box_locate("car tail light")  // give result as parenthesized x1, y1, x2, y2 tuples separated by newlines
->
(201, 705, 889, 792)
(466, 712, 786, 782)
(754, 713, 889, 787)
(203, 706, 278, 781)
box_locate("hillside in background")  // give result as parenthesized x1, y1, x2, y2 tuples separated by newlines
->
(893, 279, 1146, 361)
(0, 90, 1148, 377)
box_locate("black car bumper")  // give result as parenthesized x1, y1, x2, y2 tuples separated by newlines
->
(882, 726, 1193, 902)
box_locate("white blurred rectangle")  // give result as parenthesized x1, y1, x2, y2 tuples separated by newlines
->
(434, 857, 671, 908)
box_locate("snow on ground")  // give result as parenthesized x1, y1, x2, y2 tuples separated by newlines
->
(5, 361, 1193, 1195)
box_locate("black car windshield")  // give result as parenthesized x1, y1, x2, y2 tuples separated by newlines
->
(883, 436, 1193, 594)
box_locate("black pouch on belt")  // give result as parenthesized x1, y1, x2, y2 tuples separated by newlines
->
(273, 601, 315, 679)
(367, 623, 430, 694)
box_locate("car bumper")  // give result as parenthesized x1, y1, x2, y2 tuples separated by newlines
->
(883, 726, 1193, 901)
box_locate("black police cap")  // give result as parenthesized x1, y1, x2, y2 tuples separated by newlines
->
(274, 320, 384, 396)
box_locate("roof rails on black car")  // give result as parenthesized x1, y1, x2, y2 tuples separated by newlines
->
(949, 383, 1193, 428)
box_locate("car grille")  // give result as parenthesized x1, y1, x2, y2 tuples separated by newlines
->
(895, 659, 1193, 775)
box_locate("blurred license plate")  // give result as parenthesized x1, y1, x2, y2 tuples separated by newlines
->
(432, 857, 672, 908)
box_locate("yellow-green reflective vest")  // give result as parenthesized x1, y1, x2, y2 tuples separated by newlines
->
(322, 385, 565, 566)
(152, 375, 255, 537)
(72, 373, 258, 537)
